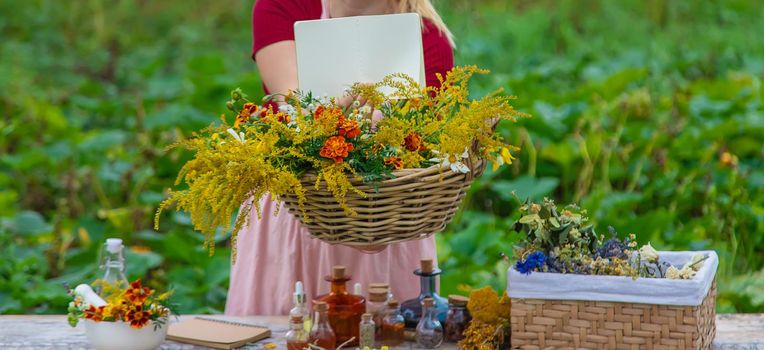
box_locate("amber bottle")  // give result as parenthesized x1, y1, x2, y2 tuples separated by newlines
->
(314, 266, 366, 346)
(309, 301, 336, 350)
(380, 299, 405, 346)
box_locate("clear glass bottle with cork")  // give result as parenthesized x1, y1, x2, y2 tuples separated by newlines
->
(380, 299, 405, 346)
(415, 297, 444, 348)
(286, 314, 309, 350)
(309, 301, 336, 349)
(367, 287, 389, 336)
(314, 265, 366, 346)
(444, 294, 471, 342)
(401, 258, 448, 328)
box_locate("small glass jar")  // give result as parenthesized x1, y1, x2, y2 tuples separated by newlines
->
(444, 294, 471, 342)
(359, 313, 375, 348)
(367, 287, 388, 336)
(380, 300, 405, 346)
(285, 315, 309, 350)
(415, 297, 444, 348)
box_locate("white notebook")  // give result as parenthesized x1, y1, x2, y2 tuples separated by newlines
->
(294, 13, 425, 98)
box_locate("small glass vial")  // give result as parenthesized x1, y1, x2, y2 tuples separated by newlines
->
(359, 313, 375, 348)
(415, 297, 443, 348)
(444, 295, 471, 342)
(380, 299, 405, 346)
(286, 315, 309, 350)
(309, 301, 336, 350)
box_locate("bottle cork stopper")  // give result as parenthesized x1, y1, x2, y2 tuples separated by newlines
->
(448, 294, 469, 306)
(332, 265, 346, 279)
(368, 288, 388, 302)
(422, 297, 434, 307)
(314, 301, 328, 311)
(369, 282, 389, 290)
(362, 313, 373, 321)
(420, 258, 434, 273)
(387, 299, 400, 307)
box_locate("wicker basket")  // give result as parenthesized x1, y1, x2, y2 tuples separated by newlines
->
(510, 280, 716, 349)
(508, 249, 719, 350)
(280, 158, 485, 247)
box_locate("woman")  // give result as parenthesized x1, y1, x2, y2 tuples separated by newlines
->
(226, 0, 455, 315)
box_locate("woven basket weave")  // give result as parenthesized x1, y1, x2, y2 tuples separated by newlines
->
(280, 158, 485, 247)
(510, 280, 716, 350)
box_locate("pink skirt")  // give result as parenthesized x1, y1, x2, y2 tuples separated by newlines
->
(225, 194, 437, 315)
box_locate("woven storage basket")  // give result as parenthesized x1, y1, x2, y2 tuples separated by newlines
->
(510, 280, 716, 350)
(280, 158, 485, 246)
(508, 251, 719, 350)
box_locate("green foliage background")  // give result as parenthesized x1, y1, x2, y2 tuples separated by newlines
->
(1, 0, 762, 315)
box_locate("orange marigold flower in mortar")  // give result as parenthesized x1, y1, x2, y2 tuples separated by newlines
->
(384, 156, 404, 170)
(125, 304, 151, 329)
(320, 136, 354, 164)
(403, 132, 426, 152)
(84, 305, 106, 322)
(337, 116, 361, 138)
(124, 279, 152, 304)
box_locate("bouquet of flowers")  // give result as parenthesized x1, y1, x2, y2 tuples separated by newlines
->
(67, 279, 175, 330)
(155, 66, 527, 254)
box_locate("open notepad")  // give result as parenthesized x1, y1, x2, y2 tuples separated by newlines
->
(167, 317, 271, 349)
(294, 13, 425, 98)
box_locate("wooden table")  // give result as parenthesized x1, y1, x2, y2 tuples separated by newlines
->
(0, 314, 762, 349)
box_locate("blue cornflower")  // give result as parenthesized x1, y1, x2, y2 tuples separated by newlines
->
(515, 251, 547, 275)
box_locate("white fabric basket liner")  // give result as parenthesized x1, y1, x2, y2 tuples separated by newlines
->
(507, 250, 718, 306)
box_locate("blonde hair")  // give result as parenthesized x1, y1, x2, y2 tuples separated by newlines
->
(395, 0, 455, 48)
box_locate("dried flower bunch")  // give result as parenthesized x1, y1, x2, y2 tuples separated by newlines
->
(458, 286, 511, 350)
(155, 66, 527, 255)
(512, 198, 708, 279)
(67, 279, 175, 330)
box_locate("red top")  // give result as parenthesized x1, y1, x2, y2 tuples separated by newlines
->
(252, 0, 454, 91)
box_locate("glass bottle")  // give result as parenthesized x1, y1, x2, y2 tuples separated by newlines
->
(415, 297, 444, 348)
(401, 258, 448, 328)
(359, 313, 375, 348)
(97, 238, 129, 294)
(367, 287, 388, 336)
(286, 315, 309, 350)
(290, 281, 312, 332)
(380, 299, 405, 346)
(444, 295, 471, 342)
(314, 266, 366, 346)
(309, 301, 336, 350)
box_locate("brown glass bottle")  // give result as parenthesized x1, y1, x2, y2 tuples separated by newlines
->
(314, 266, 366, 346)
(309, 301, 336, 350)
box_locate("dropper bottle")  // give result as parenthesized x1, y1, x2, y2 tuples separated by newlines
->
(289, 281, 312, 332)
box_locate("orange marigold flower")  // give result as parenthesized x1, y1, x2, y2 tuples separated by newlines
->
(239, 102, 258, 118)
(125, 304, 151, 329)
(84, 305, 106, 322)
(320, 136, 354, 164)
(124, 279, 152, 304)
(268, 112, 290, 124)
(314, 105, 342, 120)
(337, 116, 361, 139)
(403, 132, 426, 152)
(384, 156, 404, 170)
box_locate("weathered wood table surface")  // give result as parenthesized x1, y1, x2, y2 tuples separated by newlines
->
(0, 314, 762, 349)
